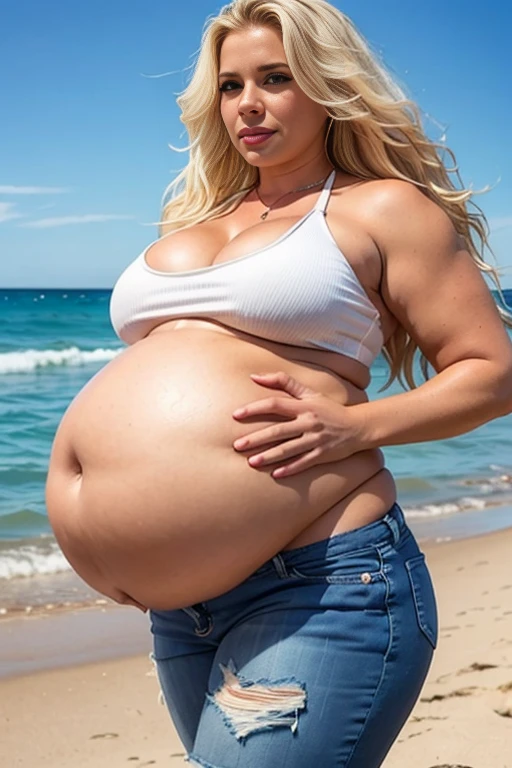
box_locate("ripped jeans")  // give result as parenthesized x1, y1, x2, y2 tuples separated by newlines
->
(149, 503, 438, 768)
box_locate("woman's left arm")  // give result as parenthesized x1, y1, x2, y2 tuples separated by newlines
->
(232, 182, 512, 476)
(345, 180, 512, 447)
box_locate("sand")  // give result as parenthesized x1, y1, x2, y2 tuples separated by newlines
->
(1, 528, 511, 768)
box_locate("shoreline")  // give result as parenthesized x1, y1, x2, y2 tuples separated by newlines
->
(2, 500, 512, 631)
(0, 602, 152, 681)
(0, 507, 512, 684)
(1, 522, 511, 767)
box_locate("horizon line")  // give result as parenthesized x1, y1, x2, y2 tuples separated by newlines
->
(1, 286, 113, 291)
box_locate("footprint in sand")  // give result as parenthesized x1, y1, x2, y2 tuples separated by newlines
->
(421, 686, 479, 703)
(493, 681, 512, 718)
(127, 762, 155, 766)
(457, 662, 498, 675)
(411, 715, 448, 722)
(494, 695, 512, 718)
(434, 672, 453, 683)
(433, 664, 496, 684)
(406, 728, 433, 739)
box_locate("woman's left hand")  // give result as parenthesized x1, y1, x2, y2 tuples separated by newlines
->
(232, 372, 363, 478)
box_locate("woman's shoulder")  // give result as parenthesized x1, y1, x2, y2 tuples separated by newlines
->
(330, 174, 460, 253)
(331, 174, 433, 216)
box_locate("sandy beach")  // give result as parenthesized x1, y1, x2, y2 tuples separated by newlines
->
(1, 526, 511, 768)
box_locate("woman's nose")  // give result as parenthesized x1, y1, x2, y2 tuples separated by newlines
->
(238, 84, 264, 115)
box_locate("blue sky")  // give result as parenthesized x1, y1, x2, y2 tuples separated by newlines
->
(1, 0, 511, 288)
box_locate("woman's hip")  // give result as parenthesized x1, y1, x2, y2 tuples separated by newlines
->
(150, 503, 438, 766)
(151, 501, 438, 661)
(282, 465, 397, 549)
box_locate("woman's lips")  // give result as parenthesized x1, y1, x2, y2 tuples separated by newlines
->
(241, 132, 276, 146)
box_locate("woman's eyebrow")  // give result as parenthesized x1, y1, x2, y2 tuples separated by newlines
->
(218, 62, 291, 78)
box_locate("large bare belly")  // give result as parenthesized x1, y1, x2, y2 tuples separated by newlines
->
(46, 327, 395, 610)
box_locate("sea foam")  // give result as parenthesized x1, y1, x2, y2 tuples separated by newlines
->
(0, 346, 121, 374)
(0, 539, 70, 580)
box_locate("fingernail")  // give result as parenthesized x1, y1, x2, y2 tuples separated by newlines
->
(234, 439, 247, 449)
(233, 409, 246, 418)
(250, 373, 266, 377)
(273, 468, 286, 478)
(248, 455, 262, 466)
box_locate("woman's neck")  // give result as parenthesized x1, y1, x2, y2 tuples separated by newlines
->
(256, 159, 333, 199)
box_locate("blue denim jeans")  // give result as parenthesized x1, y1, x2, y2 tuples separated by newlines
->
(150, 503, 438, 768)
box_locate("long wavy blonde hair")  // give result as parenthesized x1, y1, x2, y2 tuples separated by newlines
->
(158, 0, 510, 389)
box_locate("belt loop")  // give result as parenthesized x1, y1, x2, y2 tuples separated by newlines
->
(184, 603, 214, 637)
(383, 505, 401, 545)
(272, 554, 288, 578)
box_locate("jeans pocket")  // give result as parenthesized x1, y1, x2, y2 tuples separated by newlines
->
(405, 554, 438, 649)
(287, 544, 383, 585)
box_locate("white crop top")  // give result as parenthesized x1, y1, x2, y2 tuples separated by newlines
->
(110, 170, 383, 367)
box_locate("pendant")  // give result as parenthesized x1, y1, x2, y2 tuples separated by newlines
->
(260, 211, 269, 220)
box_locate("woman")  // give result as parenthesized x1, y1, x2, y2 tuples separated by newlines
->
(46, 0, 512, 765)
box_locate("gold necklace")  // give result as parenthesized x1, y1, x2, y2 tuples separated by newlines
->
(255, 171, 332, 220)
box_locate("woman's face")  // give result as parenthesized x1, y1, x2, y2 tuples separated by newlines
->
(218, 25, 329, 169)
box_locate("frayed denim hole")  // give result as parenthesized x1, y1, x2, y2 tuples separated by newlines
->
(206, 660, 307, 742)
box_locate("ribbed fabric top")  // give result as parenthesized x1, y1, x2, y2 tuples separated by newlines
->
(110, 170, 383, 368)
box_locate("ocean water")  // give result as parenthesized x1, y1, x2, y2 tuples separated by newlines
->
(1, 287, 512, 615)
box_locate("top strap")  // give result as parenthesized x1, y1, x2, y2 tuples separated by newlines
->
(314, 169, 336, 214)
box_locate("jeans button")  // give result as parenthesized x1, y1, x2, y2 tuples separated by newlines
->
(361, 572, 372, 584)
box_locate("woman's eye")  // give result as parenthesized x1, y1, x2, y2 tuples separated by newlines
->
(266, 74, 290, 86)
(219, 74, 291, 92)
(219, 81, 240, 92)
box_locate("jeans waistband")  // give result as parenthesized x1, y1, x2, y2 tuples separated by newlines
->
(270, 502, 408, 573)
